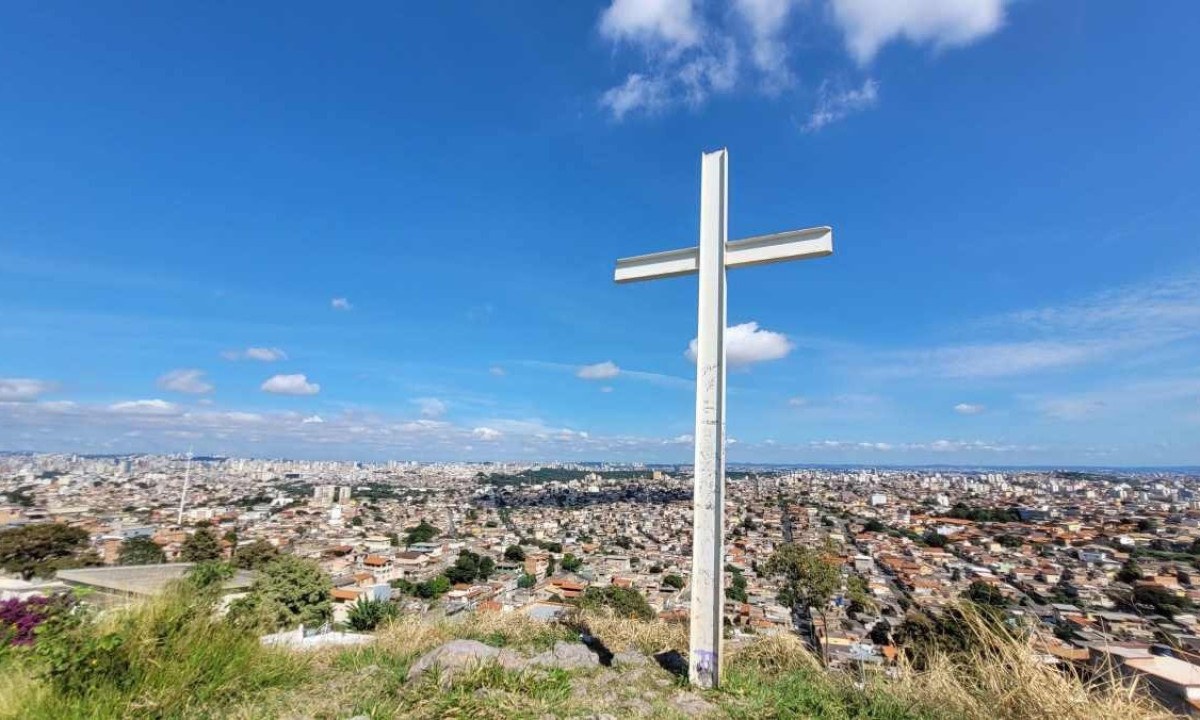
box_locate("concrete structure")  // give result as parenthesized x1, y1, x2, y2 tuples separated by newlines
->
(614, 148, 833, 687)
(56, 563, 255, 606)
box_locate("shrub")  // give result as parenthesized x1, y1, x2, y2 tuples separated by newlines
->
(0, 595, 70, 647)
(346, 597, 399, 632)
(575, 586, 655, 620)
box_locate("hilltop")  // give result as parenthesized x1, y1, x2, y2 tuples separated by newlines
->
(0, 583, 1171, 720)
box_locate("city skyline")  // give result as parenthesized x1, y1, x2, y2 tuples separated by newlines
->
(3, 2, 1200, 465)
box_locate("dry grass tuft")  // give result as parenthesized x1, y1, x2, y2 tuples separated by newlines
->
(573, 608, 688, 655)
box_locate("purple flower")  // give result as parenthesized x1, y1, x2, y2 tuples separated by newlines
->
(0, 595, 62, 646)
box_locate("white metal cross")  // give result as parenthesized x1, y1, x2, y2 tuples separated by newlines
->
(613, 148, 833, 688)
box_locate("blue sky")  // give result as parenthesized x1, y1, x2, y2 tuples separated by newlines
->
(2, 1, 1199, 465)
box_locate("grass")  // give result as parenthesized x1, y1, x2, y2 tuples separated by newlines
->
(0, 596, 1177, 720)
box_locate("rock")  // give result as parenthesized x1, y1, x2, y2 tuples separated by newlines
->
(613, 650, 651, 667)
(406, 639, 524, 682)
(529, 641, 600, 671)
(671, 691, 717, 716)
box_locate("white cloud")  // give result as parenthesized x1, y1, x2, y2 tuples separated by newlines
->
(596, 0, 738, 120)
(489, 366, 507, 377)
(600, 386, 615, 393)
(787, 396, 808, 407)
(261, 374, 320, 395)
(578, 361, 621, 380)
(109, 399, 180, 415)
(157, 369, 214, 395)
(686, 321, 792, 367)
(599, 0, 701, 53)
(331, 297, 352, 311)
(830, 0, 1009, 65)
(954, 402, 985, 415)
(472, 426, 502, 441)
(413, 397, 447, 419)
(0, 378, 56, 402)
(732, 0, 799, 87)
(222, 347, 288, 362)
(302, 414, 325, 424)
(804, 78, 879, 132)
(601, 74, 673, 120)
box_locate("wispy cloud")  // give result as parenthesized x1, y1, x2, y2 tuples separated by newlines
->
(596, 0, 1010, 122)
(577, 361, 621, 380)
(879, 270, 1200, 379)
(0, 378, 57, 403)
(954, 402, 985, 415)
(157, 369, 214, 395)
(803, 78, 879, 132)
(413, 397, 447, 419)
(222, 347, 287, 362)
(331, 297, 352, 311)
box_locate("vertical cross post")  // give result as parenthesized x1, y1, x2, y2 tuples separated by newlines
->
(689, 148, 727, 688)
(612, 147, 833, 689)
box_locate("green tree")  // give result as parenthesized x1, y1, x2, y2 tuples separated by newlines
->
(517, 573, 537, 589)
(545, 554, 557, 578)
(764, 544, 841, 664)
(346, 596, 398, 631)
(561, 553, 583, 572)
(404, 521, 439, 546)
(661, 574, 685, 590)
(576, 586, 655, 620)
(963, 580, 1008, 608)
(415, 575, 451, 599)
(233, 539, 280, 570)
(1116, 558, 1143, 584)
(0, 523, 90, 579)
(118, 536, 165, 566)
(504, 545, 526, 562)
(244, 556, 332, 629)
(180, 526, 222, 562)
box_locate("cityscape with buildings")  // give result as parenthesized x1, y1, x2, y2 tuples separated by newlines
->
(5, 452, 1200, 712)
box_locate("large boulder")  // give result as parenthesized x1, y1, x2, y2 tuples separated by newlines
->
(528, 641, 601, 671)
(406, 640, 524, 682)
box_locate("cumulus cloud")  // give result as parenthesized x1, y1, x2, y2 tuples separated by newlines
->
(804, 78, 879, 132)
(472, 426, 502, 441)
(0, 378, 56, 402)
(222, 347, 287, 362)
(686, 321, 792, 367)
(331, 297, 352, 311)
(109, 399, 180, 415)
(261, 374, 320, 395)
(954, 402, 985, 415)
(157, 369, 214, 395)
(601, 74, 673, 120)
(413, 397, 447, 419)
(578, 361, 621, 380)
(830, 0, 1009, 64)
(302, 415, 325, 424)
(599, 0, 701, 53)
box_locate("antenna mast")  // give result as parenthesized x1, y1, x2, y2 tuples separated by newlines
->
(177, 449, 193, 526)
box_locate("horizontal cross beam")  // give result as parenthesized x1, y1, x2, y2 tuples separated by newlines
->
(613, 226, 832, 284)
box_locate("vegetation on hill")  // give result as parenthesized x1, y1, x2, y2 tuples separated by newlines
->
(0, 579, 1173, 720)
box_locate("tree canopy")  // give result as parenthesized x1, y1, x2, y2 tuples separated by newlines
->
(180, 527, 222, 562)
(0, 523, 91, 579)
(118, 536, 165, 566)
